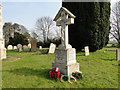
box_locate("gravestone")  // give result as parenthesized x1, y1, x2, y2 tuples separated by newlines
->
(39, 46, 42, 49)
(106, 44, 112, 47)
(13, 46, 17, 50)
(7, 45, 13, 50)
(28, 44, 31, 49)
(17, 44, 23, 52)
(31, 39, 37, 51)
(48, 43, 56, 54)
(52, 7, 81, 76)
(116, 49, 120, 61)
(23, 45, 29, 50)
(85, 46, 89, 56)
(0, 5, 6, 60)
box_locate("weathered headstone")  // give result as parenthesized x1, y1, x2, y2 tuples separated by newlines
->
(116, 49, 120, 61)
(13, 46, 17, 50)
(17, 44, 22, 52)
(52, 7, 81, 76)
(0, 5, 6, 60)
(39, 46, 42, 49)
(31, 39, 37, 51)
(48, 43, 56, 54)
(85, 46, 89, 56)
(7, 45, 13, 50)
(28, 44, 31, 48)
(23, 45, 29, 50)
(106, 44, 112, 47)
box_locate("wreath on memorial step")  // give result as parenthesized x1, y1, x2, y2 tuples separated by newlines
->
(68, 76, 77, 84)
(63, 75, 69, 81)
(50, 67, 60, 80)
(72, 72, 83, 79)
(60, 75, 69, 82)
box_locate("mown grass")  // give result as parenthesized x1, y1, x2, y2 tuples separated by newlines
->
(2, 47, 119, 88)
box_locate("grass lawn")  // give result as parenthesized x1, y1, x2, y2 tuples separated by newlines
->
(2, 47, 119, 88)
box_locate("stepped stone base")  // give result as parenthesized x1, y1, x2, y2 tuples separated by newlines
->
(52, 48, 80, 76)
(52, 62, 79, 76)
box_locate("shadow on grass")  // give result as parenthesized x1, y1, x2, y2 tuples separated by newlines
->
(101, 58, 116, 61)
(7, 50, 19, 53)
(31, 53, 48, 55)
(76, 54, 85, 56)
(31, 50, 50, 55)
(6, 67, 51, 80)
(7, 50, 32, 53)
(104, 47, 118, 49)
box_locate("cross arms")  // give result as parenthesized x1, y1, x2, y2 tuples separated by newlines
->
(56, 18, 74, 26)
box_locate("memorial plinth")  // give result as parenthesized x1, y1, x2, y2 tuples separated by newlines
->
(52, 7, 81, 76)
(52, 48, 79, 76)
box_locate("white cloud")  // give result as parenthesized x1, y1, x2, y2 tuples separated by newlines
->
(111, 0, 119, 3)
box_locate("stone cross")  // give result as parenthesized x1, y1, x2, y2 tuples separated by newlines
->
(52, 7, 81, 76)
(54, 7, 76, 48)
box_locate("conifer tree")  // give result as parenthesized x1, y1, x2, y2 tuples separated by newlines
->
(62, 2, 110, 52)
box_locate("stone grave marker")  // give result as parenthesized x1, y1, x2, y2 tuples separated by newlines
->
(39, 46, 42, 49)
(116, 49, 120, 61)
(48, 43, 56, 54)
(0, 5, 6, 60)
(52, 7, 81, 76)
(17, 44, 23, 52)
(28, 44, 31, 49)
(7, 45, 13, 50)
(13, 46, 17, 50)
(23, 45, 29, 50)
(85, 46, 89, 56)
(31, 39, 37, 51)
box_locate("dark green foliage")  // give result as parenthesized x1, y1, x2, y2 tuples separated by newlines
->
(3, 22, 31, 46)
(54, 38, 61, 47)
(37, 38, 61, 48)
(88, 2, 100, 51)
(8, 32, 28, 46)
(62, 2, 110, 52)
(43, 40, 51, 48)
(37, 41, 44, 48)
(99, 2, 111, 49)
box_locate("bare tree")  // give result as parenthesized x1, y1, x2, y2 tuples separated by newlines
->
(35, 16, 55, 43)
(110, 1, 120, 47)
(54, 27, 61, 40)
(19, 25, 28, 34)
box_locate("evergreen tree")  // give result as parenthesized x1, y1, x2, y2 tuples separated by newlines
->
(99, 2, 111, 49)
(8, 32, 28, 46)
(88, 2, 100, 51)
(62, 2, 110, 52)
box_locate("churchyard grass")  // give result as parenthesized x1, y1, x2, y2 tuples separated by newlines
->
(2, 47, 118, 88)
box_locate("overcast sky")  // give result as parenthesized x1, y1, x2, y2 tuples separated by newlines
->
(0, 0, 119, 33)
